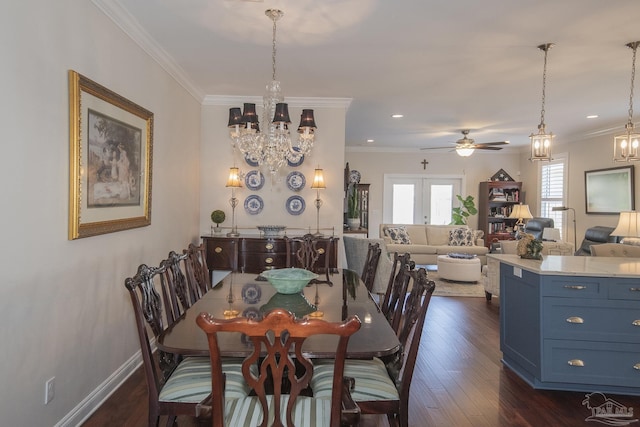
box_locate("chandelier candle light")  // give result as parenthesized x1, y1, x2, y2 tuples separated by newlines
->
(530, 43, 555, 162)
(310, 167, 326, 236)
(614, 41, 640, 162)
(227, 9, 317, 177)
(226, 167, 242, 237)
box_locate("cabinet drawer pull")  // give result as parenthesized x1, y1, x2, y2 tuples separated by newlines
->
(265, 257, 274, 264)
(566, 316, 584, 324)
(633, 320, 640, 326)
(634, 364, 640, 371)
(318, 248, 325, 255)
(563, 285, 587, 290)
(214, 247, 223, 254)
(265, 243, 274, 250)
(567, 359, 585, 367)
(630, 287, 640, 292)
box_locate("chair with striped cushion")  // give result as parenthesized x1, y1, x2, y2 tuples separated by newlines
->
(285, 234, 338, 284)
(160, 251, 193, 325)
(125, 263, 249, 427)
(311, 267, 436, 427)
(196, 308, 362, 427)
(379, 252, 412, 330)
(184, 242, 212, 301)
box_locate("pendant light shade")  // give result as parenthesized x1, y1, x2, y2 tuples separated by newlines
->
(614, 41, 640, 162)
(530, 43, 555, 162)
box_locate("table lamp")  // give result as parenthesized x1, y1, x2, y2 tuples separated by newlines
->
(310, 167, 326, 236)
(509, 204, 533, 237)
(612, 211, 640, 243)
(551, 206, 576, 249)
(225, 167, 242, 237)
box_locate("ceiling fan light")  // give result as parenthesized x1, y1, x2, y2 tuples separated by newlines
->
(456, 147, 475, 157)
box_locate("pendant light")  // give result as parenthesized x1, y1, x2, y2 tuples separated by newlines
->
(613, 41, 640, 162)
(529, 43, 555, 162)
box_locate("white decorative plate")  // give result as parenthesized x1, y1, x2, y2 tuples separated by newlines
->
(349, 169, 361, 184)
(287, 146, 304, 167)
(245, 170, 265, 191)
(286, 195, 306, 215)
(244, 195, 264, 215)
(286, 171, 306, 191)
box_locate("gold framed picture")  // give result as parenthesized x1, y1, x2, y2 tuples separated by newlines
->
(68, 70, 153, 239)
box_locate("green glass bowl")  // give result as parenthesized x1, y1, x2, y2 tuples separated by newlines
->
(260, 268, 319, 294)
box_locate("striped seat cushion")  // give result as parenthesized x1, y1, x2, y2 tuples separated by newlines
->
(225, 395, 331, 427)
(310, 358, 399, 401)
(159, 357, 249, 402)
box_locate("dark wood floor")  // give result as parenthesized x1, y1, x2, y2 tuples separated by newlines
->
(82, 296, 638, 426)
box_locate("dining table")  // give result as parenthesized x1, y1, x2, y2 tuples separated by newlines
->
(157, 269, 401, 359)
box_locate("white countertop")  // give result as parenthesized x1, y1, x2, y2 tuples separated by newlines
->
(488, 254, 640, 278)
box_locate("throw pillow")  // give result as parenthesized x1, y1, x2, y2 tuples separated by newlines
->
(386, 226, 412, 244)
(449, 228, 474, 246)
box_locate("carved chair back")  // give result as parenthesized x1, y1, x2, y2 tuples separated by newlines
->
(160, 251, 192, 324)
(383, 253, 413, 333)
(360, 242, 382, 293)
(285, 234, 337, 283)
(184, 243, 211, 300)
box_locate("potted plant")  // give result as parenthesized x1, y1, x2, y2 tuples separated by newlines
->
(210, 209, 226, 234)
(450, 194, 477, 225)
(346, 183, 360, 230)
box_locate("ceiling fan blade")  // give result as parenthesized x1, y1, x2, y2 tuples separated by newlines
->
(420, 146, 454, 150)
(474, 146, 503, 150)
(477, 141, 510, 146)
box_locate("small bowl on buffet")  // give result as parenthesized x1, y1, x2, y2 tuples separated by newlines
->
(257, 225, 287, 237)
(260, 268, 318, 294)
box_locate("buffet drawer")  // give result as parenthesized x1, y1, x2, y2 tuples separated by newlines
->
(241, 239, 287, 253)
(239, 252, 288, 274)
(543, 297, 640, 343)
(609, 281, 640, 301)
(542, 339, 640, 388)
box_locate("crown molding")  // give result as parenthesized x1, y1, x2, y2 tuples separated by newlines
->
(91, 0, 205, 101)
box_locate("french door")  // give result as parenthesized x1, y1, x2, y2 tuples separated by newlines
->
(383, 175, 463, 225)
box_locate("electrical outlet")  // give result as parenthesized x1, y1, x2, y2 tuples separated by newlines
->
(45, 377, 55, 405)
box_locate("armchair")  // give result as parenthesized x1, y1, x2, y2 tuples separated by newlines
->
(575, 226, 621, 256)
(523, 217, 554, 240)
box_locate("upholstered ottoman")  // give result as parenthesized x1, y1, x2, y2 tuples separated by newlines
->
(437, 254, 481, 282)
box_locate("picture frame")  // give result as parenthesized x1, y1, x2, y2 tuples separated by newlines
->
(68, 70, 153, 239)
(585, 165, 635, 214)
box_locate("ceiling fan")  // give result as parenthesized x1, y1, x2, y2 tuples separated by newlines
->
(421, 130, 509, 157)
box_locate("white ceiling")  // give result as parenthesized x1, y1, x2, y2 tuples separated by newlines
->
(96, 0, 640, 152)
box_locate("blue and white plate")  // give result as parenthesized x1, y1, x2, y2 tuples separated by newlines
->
(244, 153, 259, 167)
(242, 283, 262, 304)
(244, 195, 264, 215)
(286, 195, 306, 215)
(245, 170, 265, 191)
(349, 169, 361, 184)
(287, 147, 304, 167)
(286, 171, 306, 192)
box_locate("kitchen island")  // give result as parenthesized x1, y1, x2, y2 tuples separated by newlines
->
(492, 254, 640, 396)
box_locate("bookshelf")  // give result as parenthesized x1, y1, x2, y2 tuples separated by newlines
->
(478, 181, 523, 248)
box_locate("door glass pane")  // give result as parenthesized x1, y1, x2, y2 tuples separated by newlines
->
(430, 184, 453, 225)
(393, 184, 414, 223)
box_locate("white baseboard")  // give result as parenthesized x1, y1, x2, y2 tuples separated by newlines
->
(55, 350, 143, 427)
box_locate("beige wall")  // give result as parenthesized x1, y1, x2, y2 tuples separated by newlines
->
(1, 1, 201, 425)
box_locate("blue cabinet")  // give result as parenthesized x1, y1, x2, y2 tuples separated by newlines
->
(500, 262, 640, 395)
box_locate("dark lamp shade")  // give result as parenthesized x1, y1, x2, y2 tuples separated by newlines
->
(298, 109, 317, 130)
(228, 107, 243, 127)
(241, 103, 259, 124)
(272, 103, 291, 124)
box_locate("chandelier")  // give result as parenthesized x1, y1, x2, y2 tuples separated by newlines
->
(614, 41, 640, 162)
(227, 9, 317, 177)
(529, 43, 554, 161)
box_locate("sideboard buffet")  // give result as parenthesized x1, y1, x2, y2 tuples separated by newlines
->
(202, 235, 338, 274)
(494, 254, 640, 396)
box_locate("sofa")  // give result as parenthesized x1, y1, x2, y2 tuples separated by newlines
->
(379, 224, 488, 265)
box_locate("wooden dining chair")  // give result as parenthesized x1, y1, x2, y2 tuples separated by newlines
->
(285, 234, 338, 284)
(380, 252, 410, 317)
(125, 263, 248, 427)
(360, 242, 382, 293)
(311, 267, 436, 427)
(381, 253, 413, 334)
(196, 308, 362, 427)
(160, 251, 193, 325)
(184, 242, 211, 300)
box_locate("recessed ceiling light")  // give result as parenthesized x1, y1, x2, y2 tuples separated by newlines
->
(391, 114, 404, 118)
(587, 115, 598, 119)
(366, 139, 374, 143)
